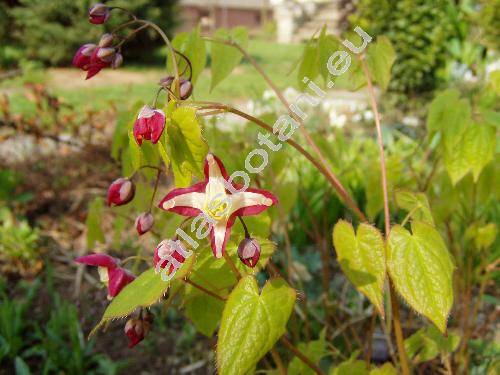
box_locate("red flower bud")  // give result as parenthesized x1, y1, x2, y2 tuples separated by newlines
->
(153, 240, 186, 276)
(124, 318, 150, 348)
(89, 3, 110, 24)
(98, 33, 114, 48)
(107, 178, 135, 206)
(237, 238, 260, 268)
(111, 53, 123, 69)
(72, 44, 96, 70)
(84, 47, 112, 80)
(158, 75, 174, 88)
(135, 212, 154, 235)
(133, 105, 166, 146)
(179, 79, 193, 100)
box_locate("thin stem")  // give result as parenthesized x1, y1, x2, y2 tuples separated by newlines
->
(148, 168, 162, 212)
(192, 102, 366, 221)
(280, 336, 326, 375)
(223, 251, 242, 280)
(152, 87, 165, 108)
(121, 255, 150, 266)
(270, 348, 286, 375)
(361, 57, 410, 375)
(138, 20, 180, 95)
(238, 216, 250, 238)
(115, 23, 149, 48)
(203, 37, 366, 222)
(184, 279, 227, 301)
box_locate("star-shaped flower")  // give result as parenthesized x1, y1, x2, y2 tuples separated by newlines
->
(158, 154, 277, 258)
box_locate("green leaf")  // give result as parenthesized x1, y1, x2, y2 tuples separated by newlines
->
(330, 359, 369, 375)
(332, 220, 386, 315)
(92, 258, 194, 334)
(217, 276, 296, 375)
(184, 287, 224, 337)
(288, 329, 327, 375)
(387, 221, 454, 333)
(298, 37, 319, 89)
(369, 363, 397, 375)
(463, 123, 496, 182)
(366, 36, 396, 91)
(86, 197, 105, 249)
(465, 222, 498, 251)
(426, 89, 471, 150)
(334, 56, 366, 91)
(171, 26, 206, 84)
(404, 326, 460, 364)
(395, 190, 434, 226)
(127, 130, 142, 172)
(14, 357, 31, 375)
(210, 27, 248, 90)
(318, 29, 341, 84)
(166, 106, 208, 187)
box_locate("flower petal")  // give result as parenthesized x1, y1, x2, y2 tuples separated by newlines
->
(209, 217, 234, 258)
(75, 253, 117, 269)
(229, 188, 278, 217)
(108, 267, 135, 297)
(158, 182, 207, 216)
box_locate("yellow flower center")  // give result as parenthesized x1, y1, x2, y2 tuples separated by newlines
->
(205, 195, 231, 221)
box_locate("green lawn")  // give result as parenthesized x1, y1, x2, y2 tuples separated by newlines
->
(2, 39, 304, 115)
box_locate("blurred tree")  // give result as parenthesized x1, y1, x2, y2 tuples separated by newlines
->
(350, 0, 457, 96)
(8, 0, 179, 66)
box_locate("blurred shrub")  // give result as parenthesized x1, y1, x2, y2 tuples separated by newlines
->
(7, 0, 178, 66)
(350, 0, 457, 96)
(0, 208, 39, 266)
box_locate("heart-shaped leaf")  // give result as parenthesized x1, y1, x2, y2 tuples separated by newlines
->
(387, 221, 454, 333)
(395, 190, 434, 226)
(217, 276, 296, 375)
(333, 220, 386, 315)
(210, 27, 248, 90)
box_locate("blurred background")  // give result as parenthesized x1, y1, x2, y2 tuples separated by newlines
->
(0, 0, 498, 374)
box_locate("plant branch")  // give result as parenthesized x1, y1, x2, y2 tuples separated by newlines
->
(280, 336, 326, 375)
(192, 102, 366, 221)
(184, 279, 227, 301)
(361, 57, 410, 375)
(203, 38, 366, 222)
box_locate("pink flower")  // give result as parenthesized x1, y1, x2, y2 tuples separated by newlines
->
(133, 105, 166, 145)
(153, 240, 186, 276)
(237, 238, 261, 268)
(135, 212, 154, 235)
(72, 44, 96, 70)
(107, 178, 135, 206)
(89, 3, 110, 24)
(75, 253, 136, 298)
(158, 154, 277, 258)
(85, 47, 114, 80)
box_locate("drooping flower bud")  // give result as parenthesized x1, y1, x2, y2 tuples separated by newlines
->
(158, 75, 174, 88)
(98, 33, 114, 48)
(179, 79, 193, 100)
(107, 178, 135, 206)
(72, 43, 96, 70)
(124, 318, 151, 348)
(111, 52, 123, 69)
(135, 212, 154, 235)
(133, 105, 166, 146)
(89, 3, 110, 24)
(237, 238, 261, 268)
(96, 47, 116, 63)
(153, 239, 187, 276)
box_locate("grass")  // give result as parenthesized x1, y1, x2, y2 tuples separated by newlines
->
(1, 38, 304, 115)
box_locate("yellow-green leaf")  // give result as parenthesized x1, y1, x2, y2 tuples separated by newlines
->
(332, 220, 385, 315)
(395, 190, 434, 226)
(165, 106, 208, 187)
(86, 197, 105, 248)
(366, 36, 396, 91)
(210, 27, 248, 90)
(217, 276, 296, 375)
(387, 221, 454, 333)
